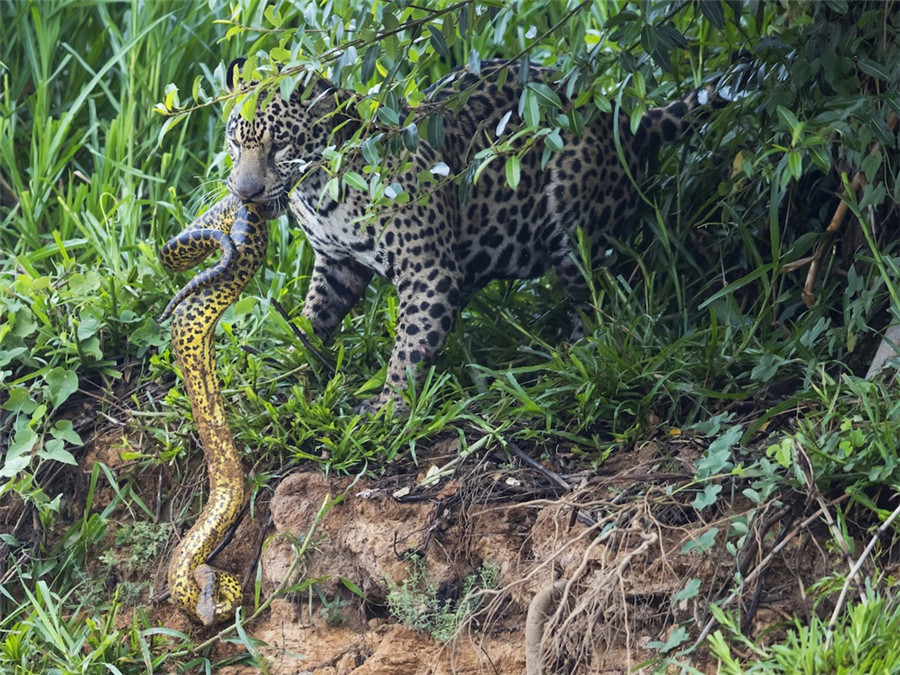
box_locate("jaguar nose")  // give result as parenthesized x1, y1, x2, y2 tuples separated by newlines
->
(230, 175, 265, 202)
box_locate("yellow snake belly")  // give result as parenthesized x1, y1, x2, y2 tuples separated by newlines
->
(159, 195, 268, 625)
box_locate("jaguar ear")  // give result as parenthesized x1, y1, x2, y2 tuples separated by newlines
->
(226, 57, 247, 92)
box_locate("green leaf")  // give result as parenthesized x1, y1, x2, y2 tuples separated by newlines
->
(428, 25, 450, 60)
(263, 4, 282, 27)
(641, 24, 657, 53)
(191, 75, 204, 102)
(673, 578, 702, 603)
(528, 82, 562, 110)
(606, 10, 639, 28)
(426, 113, 445, 149)
(656, 25, 688, 49)
(681, 527, 719, 554)
(377, 105, 400, 126)
(696, 425, 742, 478)
(361, 137, 380, 165)
(788, 151, 803, 180)
(269, 46, 291, 62)
(567, 109, 585, 138)
(808, 143, 832, 172)
(750, 352, 782, 382)
(777, 105, 804, 145)
(343, 172, 368, 192)
(2, 387, 38, 414)
(691, 483, 722, 511)
(240, 91, 259, 123)
(1, 427, 36, 478)
(44, 367, 78, 409)
(326, 177, 340, 201)
(766, 438, 794, 468)
(233, 296, 257, 316)
(699, 0, 726, 28)
(458, 6, 468, 37)
(505, 155, 521, 190)
(593, 94, 611, 113)
(51, 419, 83, 446)
(403, 123, 419, 152)
(521, 89, 540, 128)
(77, 313, 101, 341)
(341, 576, 366, 598)
(649, 625, 689, 653)
(545, 129, 564, 153)
(354, 371, 385, 396)
(858, 57, 890, 82)
(361, 45, 378, 83)
(0, 534, 20, 547)
(40, 439, 78, 466)
(495, 65, 509, 91)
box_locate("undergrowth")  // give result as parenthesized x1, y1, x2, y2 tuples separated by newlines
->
(387, 556, 501, 643)
(1, 0, 899, 672)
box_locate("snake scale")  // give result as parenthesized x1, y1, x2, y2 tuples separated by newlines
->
(159, 195, 267, 625)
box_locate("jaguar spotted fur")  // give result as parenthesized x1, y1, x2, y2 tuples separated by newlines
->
(224, 59, 718, 410)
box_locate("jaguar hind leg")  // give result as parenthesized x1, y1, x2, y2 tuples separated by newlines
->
(365, 270, 461, 412)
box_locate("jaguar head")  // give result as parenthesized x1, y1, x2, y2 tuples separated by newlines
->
(224, 58, 334, 219)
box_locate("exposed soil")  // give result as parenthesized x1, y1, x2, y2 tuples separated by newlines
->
(140, 431, 829, 674)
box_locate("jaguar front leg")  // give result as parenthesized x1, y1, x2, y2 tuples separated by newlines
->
(367, 270, 461, 412)
(301, 255, 374, 340)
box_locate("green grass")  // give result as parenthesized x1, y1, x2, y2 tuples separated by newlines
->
(2, 0, 900, 671)
(707, 587, 900, 674)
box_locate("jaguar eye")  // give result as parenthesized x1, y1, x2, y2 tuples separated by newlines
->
(272, 140, 290, 155)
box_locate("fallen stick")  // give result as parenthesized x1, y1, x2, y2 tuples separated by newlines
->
(825, 496, 900, 649)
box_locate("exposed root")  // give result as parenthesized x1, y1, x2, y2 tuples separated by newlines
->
(525, 580, 566, 675)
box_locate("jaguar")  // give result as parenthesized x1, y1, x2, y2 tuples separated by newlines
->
(224, 58, 718, 410)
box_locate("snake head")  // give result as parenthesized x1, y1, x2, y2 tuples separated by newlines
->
(193, 564, 242, 626)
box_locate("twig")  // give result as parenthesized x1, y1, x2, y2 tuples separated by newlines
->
(541, 530, 658, 672)
(825, 496, 900, 649)
(507, 441, 571, 491)
(741, 512, 794, 634)
(209, 501, 252, 561)
(692, 493, 850, 649)
(798, 112, 897, 306)
(800, 173, 864, 307)
(270, 298, 336, 376)
(795, 442, 866, 604)
(0, 550, 31, 588)
(243, 509, 272, 589)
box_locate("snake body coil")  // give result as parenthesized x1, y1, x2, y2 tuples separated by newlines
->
(160, 195, 267, 625)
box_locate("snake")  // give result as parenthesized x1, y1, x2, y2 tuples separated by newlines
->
(159, 195, 268, 625)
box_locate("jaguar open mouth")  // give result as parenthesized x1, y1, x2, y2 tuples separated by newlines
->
(236, 191, 289, 220)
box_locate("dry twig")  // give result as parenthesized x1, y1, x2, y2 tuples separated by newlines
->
(795, 442, 866, 604)
(825, 497, 900, 649)
(271, 298, 336, 376)
(692, 493, 850, 649)
(793, 112, 898, 306)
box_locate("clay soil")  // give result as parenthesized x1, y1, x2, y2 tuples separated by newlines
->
(121, 431, 827, 675)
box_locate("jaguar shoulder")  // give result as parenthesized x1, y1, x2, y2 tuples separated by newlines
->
(224, 58, 721, 411)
